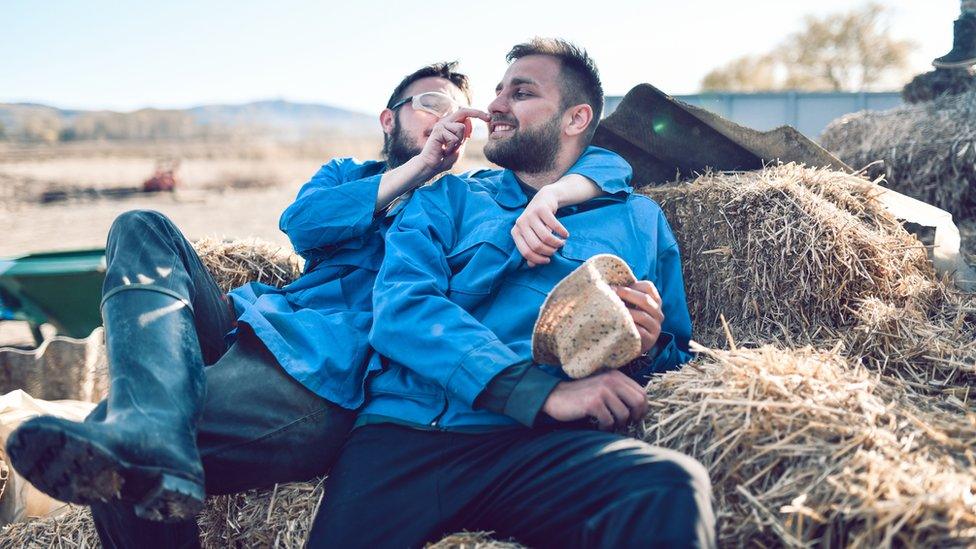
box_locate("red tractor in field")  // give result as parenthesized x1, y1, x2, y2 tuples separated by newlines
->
(142, 158, 180, 192)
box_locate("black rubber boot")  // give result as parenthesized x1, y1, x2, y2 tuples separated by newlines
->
(934, 14, 976, 68)
(6, 288, 207, 522)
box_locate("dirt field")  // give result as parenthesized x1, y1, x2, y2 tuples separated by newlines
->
(1, 139, 373, 256)
(0, 138, 492, 346)
(0, 138, 491, 256)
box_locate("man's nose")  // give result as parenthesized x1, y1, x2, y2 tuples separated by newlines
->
(487, 94, 508, 114)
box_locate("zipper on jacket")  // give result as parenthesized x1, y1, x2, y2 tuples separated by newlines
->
(429, 395, 450, 429)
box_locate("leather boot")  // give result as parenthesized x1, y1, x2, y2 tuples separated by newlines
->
(6, 287, 207, 522)
(934, 14, 976, 68)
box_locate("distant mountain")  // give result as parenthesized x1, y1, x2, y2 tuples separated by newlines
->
(187, 99, 376, 138)
(0, 100, 377, 142)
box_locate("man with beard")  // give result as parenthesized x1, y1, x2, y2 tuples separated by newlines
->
(6, 61, 634, 547)
(307, 39, 714, 548)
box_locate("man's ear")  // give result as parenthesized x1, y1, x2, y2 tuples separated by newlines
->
(380, 108, 395, 136)
(563, 104, 594, 137)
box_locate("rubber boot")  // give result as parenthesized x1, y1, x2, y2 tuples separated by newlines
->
(6, 288, 207, 522)
(934, 14, 976, 68)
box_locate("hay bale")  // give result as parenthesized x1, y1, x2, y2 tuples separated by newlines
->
(902, 68, 976, 104)
(0, 329, 107, 403)
(199, 481, 522, 548)
(641, 164, 976, 388)
(196, 478, 325, 547)
(819, 90, 976, 219)
(193, 237, 303, 293)
(962, 219, 976, 263)
(638, 342, 976, 547)
(427, 532, 525, 548)
(0, 504, 96, 547)
(0, 481, 523, 548)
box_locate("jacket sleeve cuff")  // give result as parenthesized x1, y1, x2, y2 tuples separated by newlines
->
(476, 362, 563, 427)
(563, 146, 634, 196)
(563, 168, 632, 196)
(502, 366, 563, 427)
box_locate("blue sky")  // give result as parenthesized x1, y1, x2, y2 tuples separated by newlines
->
(1, 1, 958, 115)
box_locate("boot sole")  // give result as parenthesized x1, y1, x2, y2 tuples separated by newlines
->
(933, 58, 976, 69)
(6, 419, 204, 522)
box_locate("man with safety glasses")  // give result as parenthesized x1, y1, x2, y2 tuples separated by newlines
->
(7, 60, 634, 546)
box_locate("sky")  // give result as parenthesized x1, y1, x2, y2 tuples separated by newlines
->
(0, 1, 960, 116)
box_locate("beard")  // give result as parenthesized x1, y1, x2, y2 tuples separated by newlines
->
(483, 112, 561, 174)
(382, 119, 422, 170)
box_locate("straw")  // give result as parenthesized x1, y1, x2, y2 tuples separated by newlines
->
(640, 164, 976, 394)
(192, 236, 303, 293)
(819, 90, 976, 219)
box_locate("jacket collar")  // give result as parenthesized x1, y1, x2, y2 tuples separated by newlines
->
(494, 170, 530, 209)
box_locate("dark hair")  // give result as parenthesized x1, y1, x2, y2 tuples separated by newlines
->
(385, 61, 472, 109)
(505, 38, 603, 141)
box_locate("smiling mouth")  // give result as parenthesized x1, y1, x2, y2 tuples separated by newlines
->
(489, 122, 517, 137)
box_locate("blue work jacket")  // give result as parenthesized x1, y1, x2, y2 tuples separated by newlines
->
(364, 168, 693, 429)
(228, 147, 634, 410)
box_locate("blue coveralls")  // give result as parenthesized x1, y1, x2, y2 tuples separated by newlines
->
(229, 147, 636, 410)
(306, 165, 713, 549)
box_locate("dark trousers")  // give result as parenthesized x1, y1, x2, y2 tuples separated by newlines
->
(308, 424, 716, 549)
(89, 210, 354, 548)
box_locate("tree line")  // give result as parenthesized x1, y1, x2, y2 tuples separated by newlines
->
(701, 3, 916, 92)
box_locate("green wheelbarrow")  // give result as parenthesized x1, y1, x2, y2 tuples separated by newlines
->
(0, 248, 106, 346)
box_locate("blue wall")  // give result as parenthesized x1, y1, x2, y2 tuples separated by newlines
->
(604, 91, 903, 142)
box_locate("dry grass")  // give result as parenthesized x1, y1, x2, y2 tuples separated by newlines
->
(197, 478, 325, 547)
(641, 164, 976, 393)
(0, 483, 525, 548)
(902, 68, 976, 104)
(5, 344, 972, 548)
(427, 532, 525, 549)
(0, 504, 97, 547)
(819, 89, 976, 220)
(0, 138, 494, 257)
(962, 219, 976, 263)
(635, 164, 976, 545)
(637, 342, 976, 547)
(193, 237, 303, 293)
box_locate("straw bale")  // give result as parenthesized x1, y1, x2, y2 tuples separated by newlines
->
(961, 218, 976, 263)
(641, 164, 976, 389)
(0, 480, 523, 548)
(0, 503, 96, 547)
(196, 478, 325, 547)
(819, 90, 976, 219)
(192, 237, 303, 293)
(427, 532, 525, 548)
(638, 342, 976, 547)
(3, 344, 973, 547)
(0, 329, 107, 403)
(902, 68, 976, 104)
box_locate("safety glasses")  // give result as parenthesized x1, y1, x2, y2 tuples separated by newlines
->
(390, 91, 460, 118)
